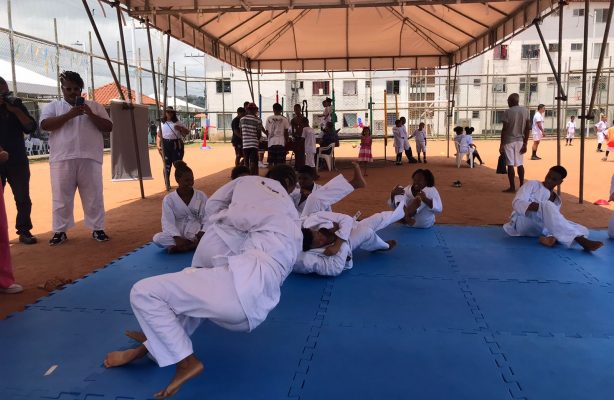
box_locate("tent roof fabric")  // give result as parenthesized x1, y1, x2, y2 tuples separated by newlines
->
(117, 0, 558, 72)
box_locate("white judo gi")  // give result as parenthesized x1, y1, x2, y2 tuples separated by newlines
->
(609, 174, 614, 239)
(389, 186, 443, 229)
(290, 174, 354, 218)
(503, 180, 589, 247)
(595, 120, 608, 145)
(152, 190, 208, 248)
(293, 202, 405, 276)
(392, 126, 411, 153)
(131, 176, 302, 367)
(40, 99, 110, 232)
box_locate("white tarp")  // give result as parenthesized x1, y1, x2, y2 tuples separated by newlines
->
(118, 0, 558, 72)
(110, 100, 153, 182)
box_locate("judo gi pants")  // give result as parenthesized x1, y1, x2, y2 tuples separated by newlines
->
(131, 266, 249, 367)
(50, 158, 105, 232)
(0, 184, 15, 288)
(350, 203, 405, 251)
(510, 201, 589, 247)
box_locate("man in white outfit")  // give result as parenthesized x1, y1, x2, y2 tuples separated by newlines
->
(103, 165, 302, 398)
(40, 71, 112, 245)
(503, 165, 603, 251)
(595, 114, 609, 152)
(530, 104, 545, 160)
(294, 202, 405, 276)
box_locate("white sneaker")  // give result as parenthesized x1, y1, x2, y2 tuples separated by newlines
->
(258, 161, 266, 168)
(0, 283, 23, 294)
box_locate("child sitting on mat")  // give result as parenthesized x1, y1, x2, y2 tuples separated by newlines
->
(389, 168, 442, 229)
(153, 161, 208, 253)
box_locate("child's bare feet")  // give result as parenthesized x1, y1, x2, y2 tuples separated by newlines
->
(125, 330, 147, 343)
(538, 236, 557, 247)
(575, 236, 604, 252)
(103, 345, 148, 368)
(349, 162, 367, 188)
(154, 354, 204, 399)
(502, 188, 516, 193)
(384, 240, 397, 251)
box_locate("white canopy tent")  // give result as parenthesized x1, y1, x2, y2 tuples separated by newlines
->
(116, 0, 558, 72)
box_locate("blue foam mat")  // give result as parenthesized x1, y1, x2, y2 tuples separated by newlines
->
(1, 225, 613, 400)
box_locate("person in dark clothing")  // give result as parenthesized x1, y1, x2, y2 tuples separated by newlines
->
(231, 107, 246, 166)
(290, 103, 306, 170)
(0, 76, 37, 244)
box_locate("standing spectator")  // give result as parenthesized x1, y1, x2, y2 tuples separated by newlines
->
(148, 120, 157, 145)
(265, 103, 291, 168)
(0, 146, 23, 293)
(594, 114, 608, 152)
(240, 103, 263, 175)
(357, 126, 373, 176)
(320, 97, 333, 131)
(566, 116, 576, 146)
(39, 71, 113, 245)
(231, 107, 246, 166)
(0, 76, 37, 244)
(500, 93, 531, 193)
(531, 104, 545, 160)
(301, 117, 317, 168)
(410, 122, 427, 163)
(290, 103, 306, 169)
(157, 107, 189, 188)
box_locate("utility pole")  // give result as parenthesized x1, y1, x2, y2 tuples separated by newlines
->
(185, 52, 208, 110)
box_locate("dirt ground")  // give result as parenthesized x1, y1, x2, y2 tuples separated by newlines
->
(1, 137, 612, 318)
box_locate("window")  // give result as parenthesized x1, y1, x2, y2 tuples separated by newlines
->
(519, 77, 538, 94)
(386, 80, 400, 94)
(521, 44, 540, 59)
(215, 79, 231, 93)
(473, 78, 481, 87)
(472, 111, 480, 119)
(493, 44, 508, 60)
(593, 43, 609, 59)
(312, 81, 330, 96)
(343, 80, 357, 96)
(409, 92, 435, 101)
(342, 113, 357, 128)
(426, 69, 436, 85)
(492, 77, 507, 93)
(596, 8, 609, 23)
(571, 43, 583, 51)
(592, 76, 607, 91)
(492, 110, 505, 124)
(291, 81, 304, 90)
(547, 77, 556, 86)
(569, 75, 582, 84)
(446, 79, 460, 94)
(545, 110, 557, 118)
(410, 75, 425, 87)
(216, 113, 233, 131)
(365, 80, 371, 88)
(572, 9, 584, 17)
(386, 112, 397, 127)
(548, 43, 560, 52)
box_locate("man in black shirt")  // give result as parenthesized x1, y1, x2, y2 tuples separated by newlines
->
(231, 107, 245, 166)
(0, 76, 37, 244)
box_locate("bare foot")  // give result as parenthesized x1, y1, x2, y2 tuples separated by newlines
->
(103, 345, 147, 368)
(125, 330, 147, 343)
(539, 236, 557, 247)
(168, 246, 179, 254)
(575, 236, 604, 252)
(349, 162, 367, 189)
(383, 240, 397, 251)
(154, 354, 204, 399)
(502, 188, 516, 193)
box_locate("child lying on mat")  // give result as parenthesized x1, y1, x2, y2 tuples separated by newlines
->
(152, 161, 208, 253)
(389, 169, 442, 229)
(294, 202, 404, 276)
(503, 165, 603, 251)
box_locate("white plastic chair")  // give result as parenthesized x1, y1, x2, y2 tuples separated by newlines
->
(316, 143, 335, 172)
(31, 138, 42, 155)
(24, 139, 33, 156)
(455, 140, 474, 168)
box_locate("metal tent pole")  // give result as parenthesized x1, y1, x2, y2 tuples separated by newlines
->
(579, 0, 590, 204)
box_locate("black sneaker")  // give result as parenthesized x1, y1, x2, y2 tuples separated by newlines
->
(18, 231, 37, 245)
(49, 232, 67, 246)
(531, 155, 541, 160)
(92, 230, 110, 242)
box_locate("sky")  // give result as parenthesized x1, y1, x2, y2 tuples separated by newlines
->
(0, 0, 231, 96)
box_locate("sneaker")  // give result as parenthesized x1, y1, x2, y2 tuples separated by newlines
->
(258, 161, 265, 168)
(602, 157, 608, 161)
(49, 232, 67, 246)
(531, 155, 541, 160)
(92, 230, 110, 242)
(18, 231, 37, 245)
(0, 283, 23, 294)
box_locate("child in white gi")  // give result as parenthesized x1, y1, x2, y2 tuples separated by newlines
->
(103, 165, 302, 398)
(410, 122, 428, 163)
(152, 161, 208, 253)
(389, 168, 443, 229)
(393, 119, 412, 165)
(294, 202, 405, 276)
(566, 116, 576, 146)
(503, 165, 603, 251)
(302, 117, 317, 168)
(595, 114, 608, 152)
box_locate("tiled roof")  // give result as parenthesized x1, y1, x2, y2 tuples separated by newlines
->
(87, 82, 158, 106)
